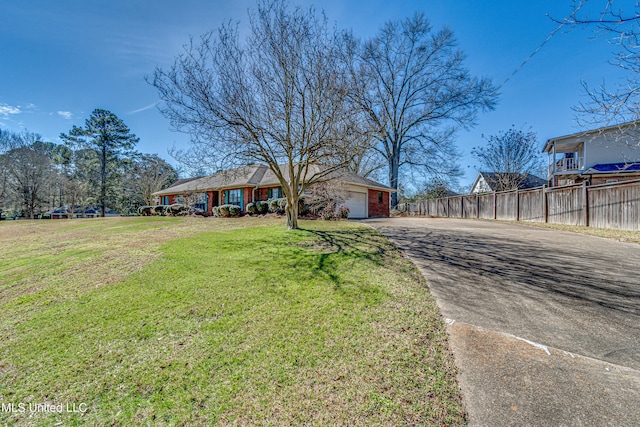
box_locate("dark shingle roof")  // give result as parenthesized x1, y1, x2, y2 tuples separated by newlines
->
(152, 164, 393, 196)
(478, 172, 546, 191)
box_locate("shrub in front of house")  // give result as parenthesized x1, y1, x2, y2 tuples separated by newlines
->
(268, 198, 284, 214)
(277, 198, 287, 212)
(138, 206, 153, 216)
(246, 202, 257, 215)
(190, 207, 206, 216)
(299, 197, 310, 215)
(321, 209, 335, 221)
(255, 201, 269, 214)
(169, 204, 188, 215)
(211, 206, 220, 217)
(217, 204, 241, 217)
(218, 205, 230, 217)
(337, 205, 350, 219)
(262, 198, 308, 216)
(228, 205, 241, 216)
(154, 205, 166, 216)
(267, 199, 277, 213)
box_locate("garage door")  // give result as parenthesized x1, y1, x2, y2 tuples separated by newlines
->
(344, 191, 367, 218)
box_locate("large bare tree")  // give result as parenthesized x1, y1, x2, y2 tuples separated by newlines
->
(553, 1, 640, 125)
(0, 130, 12, 217)
(2, 131, 55, 219)
(150, 0, 362, 229)
(351, 13, 497, 206)
(130, 154, 178, 206)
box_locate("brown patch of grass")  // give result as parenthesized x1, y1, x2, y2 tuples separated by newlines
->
(512, 221, 640, 245)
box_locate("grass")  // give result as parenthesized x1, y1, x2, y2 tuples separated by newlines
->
(507, 221, 640, 245)
(0, 217, 465, 426)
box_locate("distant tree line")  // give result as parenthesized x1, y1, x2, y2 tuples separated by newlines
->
(0, 109, 177, 219)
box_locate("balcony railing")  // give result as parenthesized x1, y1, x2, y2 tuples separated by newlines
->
(549, 157, 584, 176)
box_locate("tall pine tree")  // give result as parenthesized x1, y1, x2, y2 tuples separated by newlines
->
(61, 109, 139, 217)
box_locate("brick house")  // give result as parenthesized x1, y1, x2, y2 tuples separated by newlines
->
(152, 164, 394, 218)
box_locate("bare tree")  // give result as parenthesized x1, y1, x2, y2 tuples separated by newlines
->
(330, 129, 385, 181)
(350, 13, 497, 206)
(3, 132, 55, 219)
(305, 179, 350, 216)
(65, 178, 91, 218)
(552, 1, 640, 125)
(0, 130, 13, 217)
(471, 126, 545, 191)
(131, 154, 178, 206)
(150, 0, 362, 229)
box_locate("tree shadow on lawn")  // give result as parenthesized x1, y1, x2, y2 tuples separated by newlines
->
(297, 226, 401, 291)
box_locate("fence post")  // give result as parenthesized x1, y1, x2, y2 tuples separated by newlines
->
(493, 192, 497, 220)
(582, 182, 589, 227)
(515, 189, 520, 221)
(476, 194, 480, 219)
(460, 196, 464, 218)
(543, 185, 548, 223)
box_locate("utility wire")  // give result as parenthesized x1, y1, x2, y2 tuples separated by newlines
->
(494, 20, 567, 92)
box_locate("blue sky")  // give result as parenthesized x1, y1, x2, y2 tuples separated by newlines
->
(0, 0, 627, 190)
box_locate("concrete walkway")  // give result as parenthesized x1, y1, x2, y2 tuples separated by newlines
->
(365, 218, 640, 426)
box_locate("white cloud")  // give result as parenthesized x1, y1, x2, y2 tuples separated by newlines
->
(57, 111, 73, 119)
(0, 104, 21, 116)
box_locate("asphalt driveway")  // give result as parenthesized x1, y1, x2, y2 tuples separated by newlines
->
(365, 217, 640, 426)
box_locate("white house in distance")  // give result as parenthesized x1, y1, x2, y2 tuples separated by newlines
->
(543, 121, 640, 187)
(470, 172, 546, 194)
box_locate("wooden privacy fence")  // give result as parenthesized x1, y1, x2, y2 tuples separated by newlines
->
(404, 179, 640, 231)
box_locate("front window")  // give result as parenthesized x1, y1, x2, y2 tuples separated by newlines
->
(194, 193, 208, 211)
(226, 189, 243, 207)
(268, 187, 282, 199)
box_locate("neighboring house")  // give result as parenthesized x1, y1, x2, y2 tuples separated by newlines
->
(543, 121, 640, 186)
(152, 164, 394, 218)
(470, 172, 546, 194)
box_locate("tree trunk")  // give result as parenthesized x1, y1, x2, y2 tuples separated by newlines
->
(286, 195, 299, 230)
(68, 193, 75, 220)
(101, 144, 107, 217)
(389, 151, 400, 208)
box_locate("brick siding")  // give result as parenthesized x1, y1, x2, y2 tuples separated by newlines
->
(368, 189, 390, 217)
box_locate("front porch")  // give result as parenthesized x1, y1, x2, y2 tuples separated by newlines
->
(546, 140, 585, 180)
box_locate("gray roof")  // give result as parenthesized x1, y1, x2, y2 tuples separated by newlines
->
(474, 172, 546, 192)
(329, 170, 395, 191)
(542, 120, 640, 153)
(153, 164, 393, 196)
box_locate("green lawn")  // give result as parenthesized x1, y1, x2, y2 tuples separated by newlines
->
(0, 217, 464, 426)
(513, 221, 640, 245)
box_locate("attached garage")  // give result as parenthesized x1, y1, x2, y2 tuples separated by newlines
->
(344, 190, 367, 218)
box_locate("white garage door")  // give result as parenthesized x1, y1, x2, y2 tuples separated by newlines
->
(344, 191, 367, 218)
